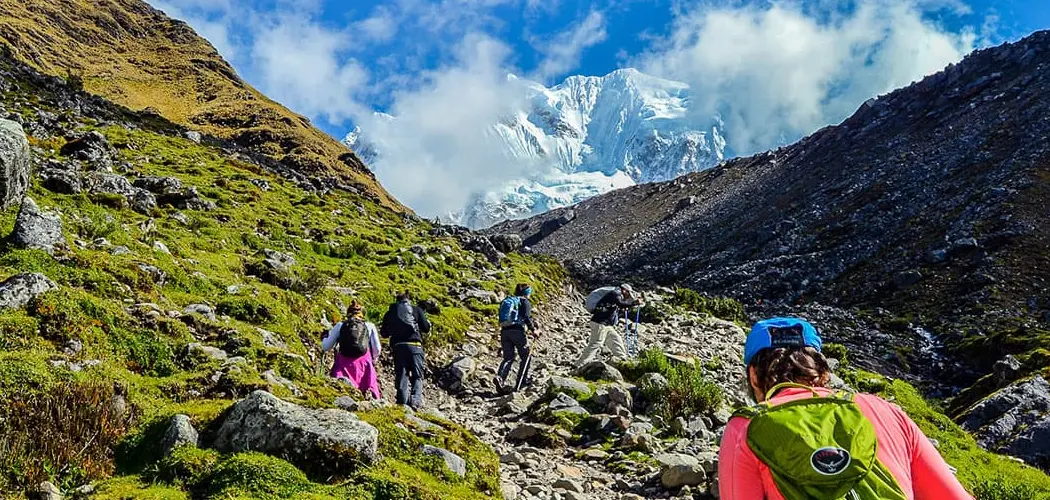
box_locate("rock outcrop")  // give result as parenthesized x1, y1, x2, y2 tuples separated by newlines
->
(0, 118, 29, 209)
(10, 197, 63, 254)
(212, 391, 379, 475)
(0, 273, 57, 310)
(960, 376, 1050, 469)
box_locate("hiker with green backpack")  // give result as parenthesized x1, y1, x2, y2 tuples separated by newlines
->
(718, 317, 972, 500)
(494, 283, 538, 394)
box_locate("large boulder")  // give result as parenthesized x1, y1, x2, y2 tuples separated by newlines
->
(0, 119, 29, 210)
(0, 273, 57, 310)
(212, 391, 379, 475)
(960, 376, 1050, 468)
(488, 233, 523, 253)
(10, 197, 63, 254)
(439, 355, 477, 393)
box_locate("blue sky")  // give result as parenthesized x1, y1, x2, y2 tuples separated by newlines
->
(149, 0, 1049, 215)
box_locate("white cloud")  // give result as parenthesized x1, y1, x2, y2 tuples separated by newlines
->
(638, 0, 977, 155)
(531, 10, 608, 81)
(249, 16, 370, 124)
(362, 34, 539, 217)
(355, 7, 399, 43)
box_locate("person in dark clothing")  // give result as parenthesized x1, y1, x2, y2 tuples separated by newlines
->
(379, 291, 432, 409)
(494, 283, 538, 394)
(576, 283, 643, 367)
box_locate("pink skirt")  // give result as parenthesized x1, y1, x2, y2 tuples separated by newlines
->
(330, 352, 381, 400)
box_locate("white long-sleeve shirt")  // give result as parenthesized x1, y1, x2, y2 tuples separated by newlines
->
(322, 320, 380, 360)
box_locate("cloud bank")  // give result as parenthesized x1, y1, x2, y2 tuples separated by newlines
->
(150, 0, 986, 218)
(638, 0, 977, 155)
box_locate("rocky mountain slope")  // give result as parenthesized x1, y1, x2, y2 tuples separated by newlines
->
(493, 30, 1050, 470)
(347, 69, 724, 228)
(0, 0, 400, 209)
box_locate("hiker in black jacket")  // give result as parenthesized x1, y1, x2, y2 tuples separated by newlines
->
(379, 291, 431, 409)
(494, 283, 538, 394)
(575, 283, 642, 367)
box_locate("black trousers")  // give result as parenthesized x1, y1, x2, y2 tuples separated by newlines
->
(393, 343, 425, 408)
(496, 328, 532, 393)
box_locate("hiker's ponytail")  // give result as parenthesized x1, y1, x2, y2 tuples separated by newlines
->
(749, 346, 831, 396)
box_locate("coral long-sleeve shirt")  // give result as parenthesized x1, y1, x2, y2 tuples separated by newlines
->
(718, 387, 973, 500)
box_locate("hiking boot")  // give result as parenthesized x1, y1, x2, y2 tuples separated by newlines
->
(493, 376, 507, 394)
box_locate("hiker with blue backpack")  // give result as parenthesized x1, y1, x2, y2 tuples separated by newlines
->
(718, 317, 972, 499)
(494, 283, 538, 394)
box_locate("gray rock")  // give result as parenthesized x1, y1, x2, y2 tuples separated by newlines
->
(213, 390, 379, 473)
(258, 328, 288, 350)
(489, 233, 524, 253)
(637, 372, 669, 391)
(161, 414, 199, 457)
(183, 304, 216, 321)
(10, 198, 63, 254)
(184, 343, 228, 363)
(130, 188, 157, 214)
(960, 376, 1050, 468)
(656, 453, 706, 488)
(30, 481, 62, 500)
(153, 240, 171, 255)
(262, 369, 301, 396)
(422, 444, 467, 478)
(184, 131, 202, 143)
(60, 131, 115, 167)
(85, 173, 136, 198)
(262, 248, 296, 269)
(441, 355, 477, 392)
(576, 361, 624, 382)
(595, 383, 633, 413)
(547, 392, 590, 417)
(553, 478, 584, 493)
(547, 376, 593, 398)
(0, 119, 29, 210)
(0, 273, 57, 310)
(993, 355, 1021, 386)
(892, 270, 922, 289)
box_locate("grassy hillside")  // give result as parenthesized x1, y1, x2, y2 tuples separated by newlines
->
(0, 0, 402, 210)
(0, 53, 564, 497)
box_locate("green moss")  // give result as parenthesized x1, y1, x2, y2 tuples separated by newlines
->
(822, 343, 850, 365)
(671, 288, 747, 324)
(92, 476, 190, 500)
(151, 446, 220, 489)
(205, 452, 315, 499)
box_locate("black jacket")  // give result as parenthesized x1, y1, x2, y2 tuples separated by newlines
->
(591, 289, 639, 326)
(380, 299, 432, 344)
(502, 296, 536, 332)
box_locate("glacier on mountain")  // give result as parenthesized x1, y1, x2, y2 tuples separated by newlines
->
(345, 68, 726, 229)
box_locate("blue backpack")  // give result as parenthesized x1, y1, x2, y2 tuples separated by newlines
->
(498, 296, 522, 327)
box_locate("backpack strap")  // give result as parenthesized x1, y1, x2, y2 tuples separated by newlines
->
(764, 382, 821, 401)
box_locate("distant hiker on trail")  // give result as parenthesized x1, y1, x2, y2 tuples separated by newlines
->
(380, 291, 431, 410)
(494, 283, 538, 394)
(718, 317, 972, 500)
(576, 283, 643, 367)
(321, 300, 381, 400)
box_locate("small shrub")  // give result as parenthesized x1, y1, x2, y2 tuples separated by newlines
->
(630, 349, 723, 420)
(672, 288, 746, 323)
(0, 382, 130, 491)
(822, 343, 849, 365)
(295, 266, 330, 296)
(75, 212, 121, 240)
(150, 446, 219, 490)
(972, 477, 1041, 500)
(217, 297, 275, 324)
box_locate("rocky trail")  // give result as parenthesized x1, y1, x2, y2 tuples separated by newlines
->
(360, 288, 751, 500)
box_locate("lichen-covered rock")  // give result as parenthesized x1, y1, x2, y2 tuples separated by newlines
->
(212, 391, 379, 475)
(161, 414, 199, 457)
(960, 376, 1050, 468)
(0, 273, 57, 310)
(10, 197, 63, 254)
(422, 445, 467, 478)
(0, 119, 30, 209)
(59, 131, 115, 168)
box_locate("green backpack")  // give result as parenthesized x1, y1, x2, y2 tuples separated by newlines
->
(731, 383, 909, 500)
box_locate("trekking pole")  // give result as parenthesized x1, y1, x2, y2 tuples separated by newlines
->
(633, 306, 641, 356)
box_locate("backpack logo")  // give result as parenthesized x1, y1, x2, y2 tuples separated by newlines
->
(810, 447, 851, 475)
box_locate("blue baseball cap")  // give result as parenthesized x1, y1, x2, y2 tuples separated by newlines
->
(743, 317, 823, 366)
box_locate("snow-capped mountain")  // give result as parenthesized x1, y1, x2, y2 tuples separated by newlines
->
(345, 68, 725, 228)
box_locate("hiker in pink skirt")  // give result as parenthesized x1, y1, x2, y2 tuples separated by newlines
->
(321, 301, 382, 400)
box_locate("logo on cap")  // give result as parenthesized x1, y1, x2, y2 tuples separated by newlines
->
(768, 325, 805, 348)
(810, 447, 851, 475)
